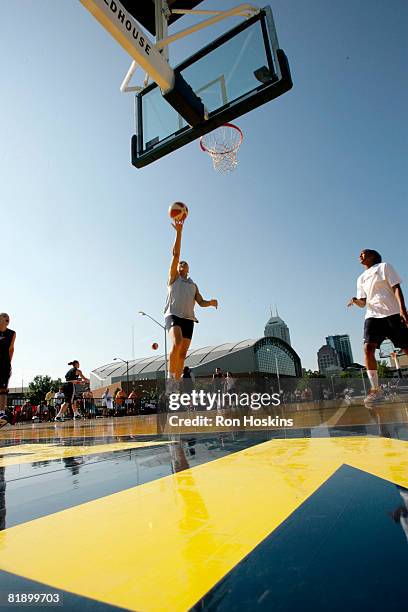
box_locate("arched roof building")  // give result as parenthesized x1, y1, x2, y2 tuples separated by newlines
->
(90, 337, 302, 390)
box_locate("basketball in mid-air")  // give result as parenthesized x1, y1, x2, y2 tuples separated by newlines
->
(151, 342, 159, 350)
(168, 201, 188, 222)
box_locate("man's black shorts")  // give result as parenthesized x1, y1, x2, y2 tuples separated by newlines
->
(165, 315, 194, 340)
(364, 314, 408, 348)
(0, 366, 11, 391)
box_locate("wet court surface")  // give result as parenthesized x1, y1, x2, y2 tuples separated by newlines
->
(0, 402, 407, 611)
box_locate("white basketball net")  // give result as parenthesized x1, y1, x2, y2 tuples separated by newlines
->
(200, 124, 243, 173)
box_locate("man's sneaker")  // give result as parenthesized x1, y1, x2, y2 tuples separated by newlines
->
(364, 388, 385, 406)
(55, 416, 64, 422)
(73, 414, 82, 420)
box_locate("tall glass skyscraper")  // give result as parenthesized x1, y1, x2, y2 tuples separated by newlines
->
(325, 334, 354, 368)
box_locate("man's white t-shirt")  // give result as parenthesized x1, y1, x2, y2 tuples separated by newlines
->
(102, 393, 113, 409)
(54, 391, 64, 405)
(357, 263, 401, 319)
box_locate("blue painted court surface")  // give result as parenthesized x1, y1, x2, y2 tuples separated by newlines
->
(0, 401, 407, 611)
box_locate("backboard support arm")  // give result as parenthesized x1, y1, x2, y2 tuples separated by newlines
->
(80, 0, 205, 125)
(156, 4, 259, 50)
(120, 3, 259, 93)
(80, 0, 174, 91)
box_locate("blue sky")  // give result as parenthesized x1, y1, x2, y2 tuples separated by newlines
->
(1, 0, 407, 386)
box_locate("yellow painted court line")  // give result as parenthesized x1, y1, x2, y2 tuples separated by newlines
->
(322, 404, 351, 427)
(0, 436, 407, 611)
(0, 441, 171, 467)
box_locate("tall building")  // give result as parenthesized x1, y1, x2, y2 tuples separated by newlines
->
(326, 334, 353, 368)
(317, 345, 342, 374)
(264, 309, 291, 346)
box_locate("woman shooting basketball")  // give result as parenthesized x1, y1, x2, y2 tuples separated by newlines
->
(165, 210, 218, 385)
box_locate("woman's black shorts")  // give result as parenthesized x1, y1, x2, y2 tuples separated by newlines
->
(165, 315, 194, 340)
(62, 382, 75, 405)
(0, 366, 11, 390)
(364, 314, 408, 348)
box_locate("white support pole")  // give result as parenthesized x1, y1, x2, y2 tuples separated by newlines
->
(171, 7, 258, 17)
(120, 60, 142, 93)
(361, 368, 367, 396)
(156, 4, 260, 50)
(274, 355, 282, 394)
(80, 0, 175, 92)
(155, 0, 169, 61)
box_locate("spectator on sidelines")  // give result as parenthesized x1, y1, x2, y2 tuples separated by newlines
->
(302, 387, 313, 401)
(21, 400, 32, 422)
(128, 389, 138, 415)
(181, 366, 195, 395)
(212, 367, 224, 392)
(224, 372, 236, 393)
(294, 389, 302, 405)
(124, 394, 133, 415)
(37, 400, 49, 422)
(54, 387, 65, 421)
(212, 367, 224, 409)
(115, 388, 127, 416)
(224, 372, 238, 408)
(12, 405, 22, 424)
(102, 387, 113, 417)
(45, 389, 54, 410)
(83, 388, 95, 418)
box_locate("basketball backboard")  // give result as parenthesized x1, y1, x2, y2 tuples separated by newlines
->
(132, 7, 292, 168)
(79, 1, 292, 169)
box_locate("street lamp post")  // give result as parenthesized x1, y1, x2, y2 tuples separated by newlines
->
(266, 347, 282, 394)
(361, 368, 367, 396)
(113, 357, 129, 395)
(274, 355, 282, 394)
(138, 311, 168, 388)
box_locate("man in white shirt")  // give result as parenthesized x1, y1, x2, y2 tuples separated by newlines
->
(348, 249, 408, 404)
(53, 388, 65, 420)
(102, 388, 113, 417)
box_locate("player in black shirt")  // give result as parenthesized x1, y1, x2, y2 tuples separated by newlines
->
(0, 313, 16, 428)
(55, 360, 89, 422)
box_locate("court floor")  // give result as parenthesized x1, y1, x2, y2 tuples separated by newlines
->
(0, 401, 407, 611)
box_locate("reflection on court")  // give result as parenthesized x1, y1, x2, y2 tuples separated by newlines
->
(0, 402, 407, 611)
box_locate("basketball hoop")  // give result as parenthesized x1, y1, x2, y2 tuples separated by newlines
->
(200, 123, 243, 173)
